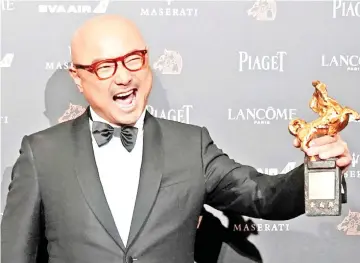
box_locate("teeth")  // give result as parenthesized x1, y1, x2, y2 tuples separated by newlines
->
(116, 90, 133, 98)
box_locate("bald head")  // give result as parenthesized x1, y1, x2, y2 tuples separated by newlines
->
(70, 15, 146, 64)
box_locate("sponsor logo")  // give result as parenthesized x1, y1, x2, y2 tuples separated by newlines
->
(153, 49, 183, 75)
(351, 153, 359, 168)
(38, 0, 109, 14)
(203, 205, 289, 233)
(321, 54, 360, 72)
(344, 152, 360, 179)
(239, 51, 287, 72)
(337, 209, 360, 235)
(58, 103, 86, 123)
(228, 107, 297, 125)
(45, 46, 71, 70)
(1, 0, 14, 11)
(146, 105, 193, 124)
(256, 162, 297, 175)
(247, 0, 277, 21)
(0, 116, 9, 124)
(0, 53, 14, 68)
(45, 61, 71, 71)
(233, 222, 290, 232)
(140, 0, 198, 17)
(333, 0, 360, 18)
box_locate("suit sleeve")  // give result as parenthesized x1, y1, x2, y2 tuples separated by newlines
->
(1, 135, 43, 263)
(201, 127, 306, 220)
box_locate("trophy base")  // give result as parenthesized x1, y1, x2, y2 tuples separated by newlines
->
(304, 156, 342, 216)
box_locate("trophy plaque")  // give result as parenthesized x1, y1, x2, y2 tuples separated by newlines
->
(289, 80, 360, 216)
(304, 156, 341, 216)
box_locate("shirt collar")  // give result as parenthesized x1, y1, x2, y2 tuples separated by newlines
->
(89, 106, 146, 130)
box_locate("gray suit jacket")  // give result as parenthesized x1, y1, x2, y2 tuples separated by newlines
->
(1, 107, 337, 263)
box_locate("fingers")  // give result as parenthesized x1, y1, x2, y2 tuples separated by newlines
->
(293, 134, 352, 172)
(293, 135, 339, 150)
(306, 142, 346, 159)
(308, 135, 339, 147)
(306, 135, 341, 158)
(336, 156, 352, 171)
(305, 137, 352, 171)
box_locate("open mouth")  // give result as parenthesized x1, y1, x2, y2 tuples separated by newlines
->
(113, 89, 137, 110)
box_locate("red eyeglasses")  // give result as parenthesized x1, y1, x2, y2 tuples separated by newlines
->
(73, 49, 148, 80)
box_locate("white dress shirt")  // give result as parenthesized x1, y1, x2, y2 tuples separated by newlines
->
(89, 107, 145, 247)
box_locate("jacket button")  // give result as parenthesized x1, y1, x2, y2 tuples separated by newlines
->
(126, 256, 133, 263)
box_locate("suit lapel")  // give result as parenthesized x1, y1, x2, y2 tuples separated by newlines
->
(71, 107, 126, 251)
(126, 111, 164, 248)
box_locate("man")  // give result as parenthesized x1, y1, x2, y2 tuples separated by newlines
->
(1, 15, 352, 263)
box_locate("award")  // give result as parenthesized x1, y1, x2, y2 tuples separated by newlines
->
(288, 80, 360, 216)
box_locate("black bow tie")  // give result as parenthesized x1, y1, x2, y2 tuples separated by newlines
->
(92, 121, 138, 152)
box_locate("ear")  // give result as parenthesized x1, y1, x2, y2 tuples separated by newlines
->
(68, 65, 83, 93)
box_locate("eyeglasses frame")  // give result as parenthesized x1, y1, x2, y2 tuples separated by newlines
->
(72, 48, 148, 80)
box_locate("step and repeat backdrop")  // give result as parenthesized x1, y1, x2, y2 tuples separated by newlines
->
(1, 0, 359, 262)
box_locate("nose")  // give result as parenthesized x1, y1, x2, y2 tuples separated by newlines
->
(114, 63, 132, 85)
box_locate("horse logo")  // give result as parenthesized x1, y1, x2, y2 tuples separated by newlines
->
(58, 103, 86, 123)
(153, 49, 183, 75)
(337, 209, 360, 235)
(247, 0, 277, 21)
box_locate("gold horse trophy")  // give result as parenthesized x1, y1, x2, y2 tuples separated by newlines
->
(289, 80, 360, 216)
